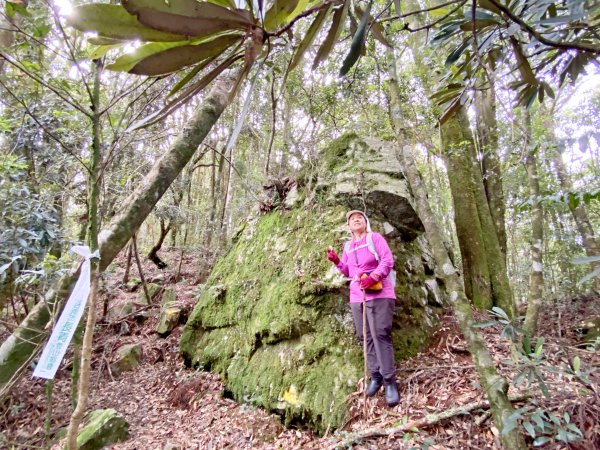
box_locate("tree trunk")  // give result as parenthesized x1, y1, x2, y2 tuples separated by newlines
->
(147, 218, 171, 269)
(278, 88, 292, 177)
(0, 1, 27, 74)
(218, 140, 236, 249)
(0, 69, 238, 397)
(66, 58, 103, 449)
(121, 241, 133, 284)
(454, 108, 515, 317)
(66, 269, 99, 450)
(552, 143, 600, 271)
(204, 148, 218, 249)
(475, 79, 507, 260)
(386, 47, 527, 450)
(442, 111, 493, 310)
(523, 111, 544, 337)
(265, 73, 277, 176)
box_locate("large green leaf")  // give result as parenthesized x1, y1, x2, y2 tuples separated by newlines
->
(355, 4, 391, 47)
(67, 4, 188, 42)
(312, 0, 349, 69)
(477, 0, 501, 15)
(289, 5, 331, 71)
(339, 1, 371, 76)
(263, 0, 307, 31)
(509, 36, 536, 84)
(459, 18, 498, 31)
(167, 57, 216, 98)
(126, 1, 255, 38)
(131, 34, 241, 75)
(106, 41, 191, 73)
(89, 43, 124, 60)
(123, 0, 253, 23)
(87, 36, 128, 46)
(133, 10, 252, 38)
(207, 0, 237, 8)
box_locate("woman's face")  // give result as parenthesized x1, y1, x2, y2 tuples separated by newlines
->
(348, 213, 367, 234)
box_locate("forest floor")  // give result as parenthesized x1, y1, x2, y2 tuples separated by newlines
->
(2, 249, 600, 450)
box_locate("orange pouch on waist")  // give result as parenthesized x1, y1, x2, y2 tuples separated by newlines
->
(361, 273, 383, 291)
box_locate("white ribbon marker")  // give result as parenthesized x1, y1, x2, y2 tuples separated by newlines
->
(33, 246, 100, 380)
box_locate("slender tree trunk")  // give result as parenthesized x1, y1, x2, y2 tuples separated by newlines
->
(132, 233, 150, 304)
(279, 89, 292, 176)
(204, 148, 218, 249)
(218, 142, 236, 248)
(387, 47, 526, 450)
(523, 111, 544, 337)
(122, 241, 133, 284)
(265, 73, 277, 176)
(442, 111, 493, 310)
(456, 108, 514, 316)
(0, 69, 238, 397)
(175, 165, 195, 281)
(0, 1, 28, 74)
(66, 59, 102, 449)
(475, 77, 507, 260)
(147, 218, 171, 268)
(552, 141, 600, 270)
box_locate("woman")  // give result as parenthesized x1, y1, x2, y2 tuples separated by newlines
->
(327, 210, 399, 407)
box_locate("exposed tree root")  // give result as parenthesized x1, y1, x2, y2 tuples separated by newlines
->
(330, 394, 529, 449)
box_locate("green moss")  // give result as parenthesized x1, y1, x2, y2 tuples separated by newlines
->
(321, 132, 365, 173)
(68, 409, 129, 450)
(180, 173, 442, 434)
(225, 329, 362, 433)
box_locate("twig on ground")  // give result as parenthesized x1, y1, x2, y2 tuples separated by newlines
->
(329, 394, 530, 449)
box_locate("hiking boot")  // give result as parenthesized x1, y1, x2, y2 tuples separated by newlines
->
(365, 378, 383, 397)
(385, 383, 400, 407)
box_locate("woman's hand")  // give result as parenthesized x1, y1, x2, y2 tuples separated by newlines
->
(327, 246, 340, 265)
(360, 274, 378, 289)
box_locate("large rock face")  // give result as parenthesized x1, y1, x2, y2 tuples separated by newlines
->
(180, 134, 444, 433)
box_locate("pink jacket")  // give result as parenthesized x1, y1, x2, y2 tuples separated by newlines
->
(335, 232, 396, 303)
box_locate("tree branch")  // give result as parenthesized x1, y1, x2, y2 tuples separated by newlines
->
(380, 0, 466, 23)
(403, 0, 467, 33)
(330, 394, 530, 449)
(488, 0, 600, 53)
(271, 0, 342, 37)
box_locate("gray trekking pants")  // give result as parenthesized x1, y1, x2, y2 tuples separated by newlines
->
(350, 298, 396, 384)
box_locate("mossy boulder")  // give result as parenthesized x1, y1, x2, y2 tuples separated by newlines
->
(138, 283, 162, 305)
(157, 288, 181, 336)
(69, 408, 129, 450)
(180, 134, 444, 434)
(110, 343, 142, 376)
(107, 301, 135, 321)
(575, 316, 600, 345)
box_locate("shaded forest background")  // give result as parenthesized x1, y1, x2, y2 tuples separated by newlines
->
(1, 0, 600, 448)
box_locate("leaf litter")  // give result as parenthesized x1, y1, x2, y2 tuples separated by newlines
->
(1, 249, 598, 449)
